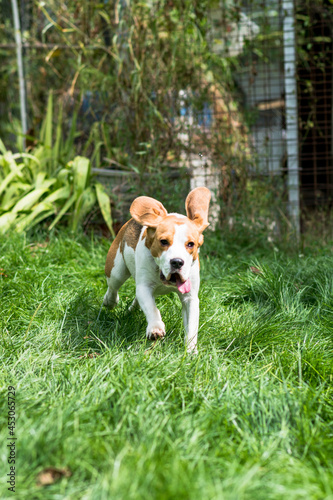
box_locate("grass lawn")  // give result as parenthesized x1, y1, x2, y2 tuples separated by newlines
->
(1, 228, 333, 499)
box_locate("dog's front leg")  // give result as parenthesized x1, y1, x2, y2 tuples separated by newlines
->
(136, 284, 165, 340)
(181, 295, 199, 353)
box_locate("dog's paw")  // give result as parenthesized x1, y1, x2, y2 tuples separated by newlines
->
(146, 322, 165, 340)
(186, 340, 198, 355)
(148, 328, 165, 340)
(103, 291, 119, 309)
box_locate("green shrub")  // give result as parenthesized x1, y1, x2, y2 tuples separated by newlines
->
(0, 142, 114, 236)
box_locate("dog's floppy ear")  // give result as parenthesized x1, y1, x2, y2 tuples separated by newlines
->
(130, 196, 168, 227)
(185, 187, 211, 232)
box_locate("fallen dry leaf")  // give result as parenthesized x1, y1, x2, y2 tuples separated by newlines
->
(36, 467, 71, 486)
(29, 242, 48, 251)
(250, 266, 263, 275)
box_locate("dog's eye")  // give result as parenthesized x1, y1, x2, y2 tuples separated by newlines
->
(187, 242, 195, 248)
(160, 239, 169, 246)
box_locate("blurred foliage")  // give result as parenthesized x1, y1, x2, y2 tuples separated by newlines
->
(0, 94, 114, 234)
(2, 0, 332, 233)
(0, 145, 114, 235)
(1, 1, 250, 195)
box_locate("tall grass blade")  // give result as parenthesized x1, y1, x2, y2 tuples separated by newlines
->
(95, 182, 115, 237)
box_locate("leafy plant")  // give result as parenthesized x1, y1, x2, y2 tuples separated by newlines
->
(29, 92, 81, 175)
(0, 140, 114, 236)
(3, 1, 247, 171)
(48, 156, 115, 235)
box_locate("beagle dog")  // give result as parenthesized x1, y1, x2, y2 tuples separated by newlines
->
(103, 187, 211, 352)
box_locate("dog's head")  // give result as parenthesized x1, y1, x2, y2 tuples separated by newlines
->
(130, 187, 211, 294)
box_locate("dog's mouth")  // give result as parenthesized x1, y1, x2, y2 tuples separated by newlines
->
(160, 271, 191, 294)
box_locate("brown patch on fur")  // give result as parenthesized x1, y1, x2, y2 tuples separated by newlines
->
(130, 196, 168, 227)
(105, 219, 142, 277)
(120, 219, 142, 253)
(143, 215, 204, 260)
(185, 187, 211, 232)
(140, 215, 205, 261)
(143, 215, 183, 253)
(105, 236, 121, 278)
(144, 228, 156, 250)
(184, 219, 204, 261)
(148, 216, 180, 258)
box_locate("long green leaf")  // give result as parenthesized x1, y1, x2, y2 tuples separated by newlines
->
(32, 145, 50, 163)
(54, 100, 63, 163)
(64, 105, 80, 161)
(43, 185, 71, 204)
(95, 182, 115, 237)
(33, 173, 56, 191)
(41, 92, 53, 150)
(48, 193, 77, 230)
(0, 163, 26, 197)
(4, 152, 24, 174)
(71, 187, 96, 232)
(0, 212, 17, 234)
(0, 138, 7, 155)
(57, 167, 71, 184)
(21, 209, 55, 232)
(12, 187, 51, 213)
(34, 172, 47, 188)
(1, 182, 30, 211)
(90, 141, 104, 169)
(15, 202, 55, 232)
(72, 156, 91, 196)
(12, 152, 40, 165)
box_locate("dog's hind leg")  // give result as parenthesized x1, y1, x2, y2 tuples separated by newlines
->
(103, 249, 130, 309)
(128, 297, 139, 312)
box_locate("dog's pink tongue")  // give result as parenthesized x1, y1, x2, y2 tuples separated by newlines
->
(176, 277, 191, 294)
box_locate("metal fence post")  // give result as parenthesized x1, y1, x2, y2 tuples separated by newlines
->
(11, 0, 27, 149)
(283, 0, 300, 236)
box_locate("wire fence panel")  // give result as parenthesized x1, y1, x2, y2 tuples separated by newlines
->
(1, 0, 332, 229)
(210, 0, 332, 228)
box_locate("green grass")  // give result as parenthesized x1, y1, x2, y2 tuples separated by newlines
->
(1, 228, 333, 499)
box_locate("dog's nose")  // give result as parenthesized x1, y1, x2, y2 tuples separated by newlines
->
(170, 258, 184, 270)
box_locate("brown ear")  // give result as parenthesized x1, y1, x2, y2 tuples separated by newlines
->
(185, 187, 211, 232)
(130, 196, 168, 227)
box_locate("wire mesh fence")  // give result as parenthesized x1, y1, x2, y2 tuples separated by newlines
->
(213, 0, 332, 224)
(1, 0, 332, 231)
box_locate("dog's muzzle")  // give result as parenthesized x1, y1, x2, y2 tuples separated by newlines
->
(159, 270, 191, 294)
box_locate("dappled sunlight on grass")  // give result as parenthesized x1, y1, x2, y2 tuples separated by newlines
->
(1, 229, 333, 499)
